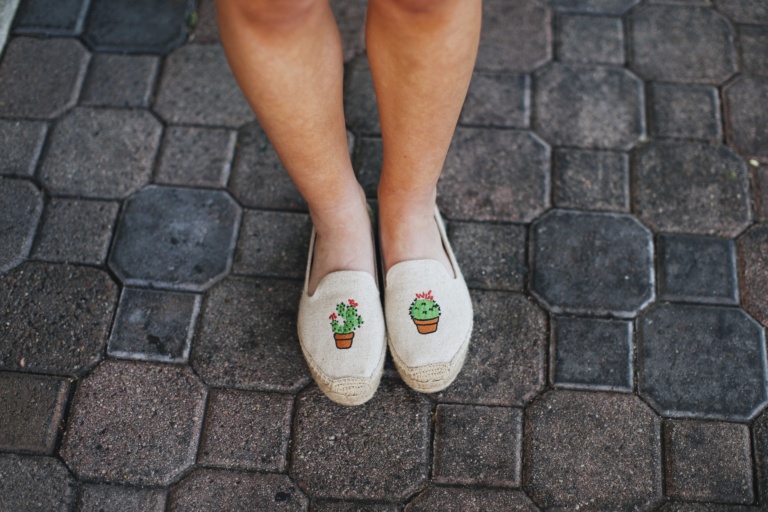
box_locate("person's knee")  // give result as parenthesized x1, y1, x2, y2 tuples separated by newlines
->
(375, 0, 453, 15)
(220, 0, 322, 28)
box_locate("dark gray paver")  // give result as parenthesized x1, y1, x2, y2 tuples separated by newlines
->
(109, 186, 241, 291)
(79, 484, 167, 512)
(725, 77, 768, 160)
(433, 404, 522, 487)
(633, 141, 751, 236)
(459, 72, 530, 128)
(352, 136, 382, 198)
(0, 119, 47, 177)
(551, 316, 633, 392)
(233, 209, 312, 279)
(447, 221, 526, 291)
(557, 15, 624, 65)
(168, 469, 308, 511)
(31, 198, 119, 265)
(436, 291, 547, 406)
(13, 0, 89, 35)
(739, 25, 768, 77)
(639, 303, 768, 420)
(80, 53, 159, 108)
(0, 37, 89, 119)
(290, 381, 430, 501)
(0, 372, 68, 454)
(534, 64, 645, 150)
(754, 409, 768, 508)
(39, 107, 162, 199)
(60, 360, 207, 485)
(530, 210, 654, 317)
(629, 5, 738, 84)
(312, 501, 398, 512)
(476, 0, 551, 72)
(0, 262, 117, 375)
(0, 178, 42, 273)
(192, 277, 311, 392)
(738, 225, 768, 329)
(343, 55, 379, 136)
(83, 0, 194, 54)
(0, 454, 77, 512)
(658, 234, 738, 305)
(406, 487, 539, 511)
(758, 167, 768, 223)
(155, 126, 237, 188)
(439, 128, 550, 222)
(664, 420, 753, 504)
(108, 287, 200, 363)
(154, 44, 253, 127)
(650, 83, 722, 141)
(715, 0, 768, 24)
(189, 0, 219, 43)
(332, 0, 367, 63)
(197, 389, 293, 472)
(524, 390, 663, 511)
(658, 503, 756, 512)
(548, 0, 640, 15)
(553, 148, 629, 212)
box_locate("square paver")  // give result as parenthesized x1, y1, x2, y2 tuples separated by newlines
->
(459, 72, 530, 128)
(0, 454, 77, 512)
(0, 119, 47, 177)
(13, 0, 89, 36)
(650, 83, 722, 141)
(557, 15, 624, 65)
(80, 53, 159, 108)
(739, 25, 768, 77)
(0, 178, 43, 273)
(477, 0, 551, 72)
(154, 126, 237, 188)
(553, 148, 629, 212)
(79, 484, 167, 512)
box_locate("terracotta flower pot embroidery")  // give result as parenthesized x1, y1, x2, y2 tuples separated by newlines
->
(330, 299, 363, 349)
(409, 290, 441, 334)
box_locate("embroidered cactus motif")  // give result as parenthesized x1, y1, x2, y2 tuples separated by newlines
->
(409, 291, 441, 334)
(330, 299, 363, 350)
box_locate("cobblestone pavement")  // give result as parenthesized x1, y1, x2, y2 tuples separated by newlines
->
(1, 0, 768, 510)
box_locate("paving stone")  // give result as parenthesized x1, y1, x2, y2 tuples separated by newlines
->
(459, 72, 530, 128)
(658, 504, 756, 512)
(0, 454, 77, 512)
(168, 469, 308, 511)
(433, 404, 521, 487)
(638, 303, 768, 420)
(79, 484, 167, 512)
(715, 0, 768, 24)
(739, 25, 768, 77)
(548, 0, 640, 15)
(633, 141, 751, 236)
(189, 0, 219, 43)
(724, 77, 768, 160)
(108, 287, 200, 363)
(0, 37, 89, 119)
(753, 409, 768, 508)
(80, 53, 159, 108)
(0, 119, 47, 177)
(344, 55, 379, 136)
(0, 262, 117, 375)
(435, 291, 547, 406)
(60, 360, 207, 485)
(291, 381, 430, 501)
(557, 14, 624, 65)
(406, 487, 539, 511)
(197, 389, 293, 472)
(352, 136, 382, 198)
(312, 501, 398, 512)
(553, 148, 629, 212)
(192, 277, 311, 393)
(109, 186, 241, 291)
(83, 0, 194, 54)
(477, 0, 551, 72)
(530, 210, 654, 317)
(738, 225, 768, 329)
(154, 44, 254, 127)
(757, 167, 768, 223)
(439, 128, 550, 222)
(524, 390, 663, 511)
(551, 316, 633, 391)
(155, 126, 237, 188)
(665, 420, 753, 504)
(650, 83, 722, 141)
(0, 178, 42, 273)
(13, 0, 89, 35)
(657, 234, 738, 305)
(0, 372, 69, 454)
(629, 5, 738, 84)
(332, 0, 367, 63)
(39, 107, 162, 199)
(30, 198, 119, 265)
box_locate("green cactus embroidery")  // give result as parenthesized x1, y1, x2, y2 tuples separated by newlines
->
(330, 299, 364, 334)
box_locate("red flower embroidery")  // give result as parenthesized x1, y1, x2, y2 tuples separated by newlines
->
(348, 299, 358, 308)
(329, 313, 337, 320)
(415, 290, 434, 300)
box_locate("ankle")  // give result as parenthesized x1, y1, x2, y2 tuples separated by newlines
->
(310, 184, 370, 237)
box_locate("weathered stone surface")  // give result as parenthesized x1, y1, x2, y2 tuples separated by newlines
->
(344, 55, 379, 136)
(534, 64, 645, 150)
(665, 421, 753, 504)
(0, 372, 69, 454)
(189, 0, 219, 43)
(439, 128, 550, 222)
(477, 0, 551, 72)
(739, 25, 768, 77)
(80, 53, 159, 107)
(155, 126, 237, 188)
(557, 14, 624, 65)
(79, 484, 167, 512)
(436, 291, 547, 406)
(109, 186, 241, 291)
(530, 210, 654, 317)
(13, 0, 89, 35)
(0, 119, 47, 177)
(313, 501, 398, 512)
(0, 454, 77, 512)
(639, 303, 768, 420)
(629, 5, 738, 84)
(548, 0, 639, 15)
(60, 360, 207, 485)
(715, 0, 768, 24)
(192, 277, 311, 392)
(753, 408, 768, 508)
(0, 37, 88, 119)
(725, 77, 768, 160)
(154, 44, 254, 127)
(0, 178, 42, 273)
(524, 390, 663, 511)
(352, 136, 382, 198)
(198, 389, 293, 472)
(39, 107, 162, 198)
(553, 148, 629, 212)
(0, 262, 117, 375)
(291, 382, 430, 501)
(406, 487, 539, 511)
(657, 503, 756, 512)
(331, 0, 367, 63)
(650, 83, 722, 141)
(459, 72, 530, 128)
(738, 225, 768, 329)
(633, 141, 751, 236)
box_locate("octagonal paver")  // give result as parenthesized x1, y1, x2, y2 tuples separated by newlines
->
(725, 77, 768, 160)
(534, 64, 645, 150)
(530, 210, 654, 317)
(633, 141, 750, 237)
(525, 390, 663, 511)
(39, 107, 162, 199)
(548, 0, 639, 15)
(477, 0, 551, 72)
(109, 186, 241, 291)
(0, 262, 117, 375)
(0, 454, 77, 512)
(0, 119, 47, 177)
(639, 303, 768, 420)
(290, 381, 430, 502)
(79, 484, 167, 512)
(629, 5, 738, 84)
(60, 360, 207, 485)
(0, 178, 42, 273)
(738, 225, 768, 329)
(406, 487, 539, 511)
